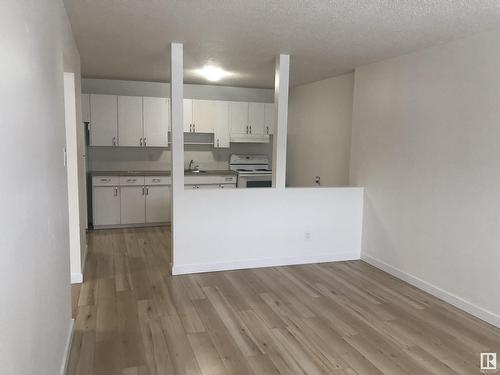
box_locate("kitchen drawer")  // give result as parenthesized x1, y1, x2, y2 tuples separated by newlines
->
(221, 176, 237, 184)
(92, 176, 119, 186)
(119, 176, 145, 186)
(145, 176, 171, 185)
(184, 175, 237, 185)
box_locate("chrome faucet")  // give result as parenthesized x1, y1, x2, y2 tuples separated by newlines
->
(187, 159, 199, 171)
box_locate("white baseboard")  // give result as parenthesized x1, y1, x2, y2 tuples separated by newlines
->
(71, 243, 88, 285)
(82, 242, 88, 275)
(60, 318, 75, 375)
(172, 251, 360, 275)
(362, 254, 500, 328)
(71, 273, 83, 284)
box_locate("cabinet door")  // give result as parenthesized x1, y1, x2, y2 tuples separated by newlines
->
(183, 99, 193, 132)
(90, 94, 118, 146)
(249, 103, 266, 135)
(93, 186, 120, 226)
(213, 101, 230, 148)
(120, 186, 145, 224)
(265, 103, 275, 135)
(143, 97, 169, 147)
(118, 96, 143, 147)
(230, 102, 249, 135)
(192, 99, 215, 133)
(146, 185, 171, 223)
(81, 94, 91, 123)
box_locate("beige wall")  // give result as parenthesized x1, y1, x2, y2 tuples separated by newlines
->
(287, 73, 354, 187)
(0, 0, 76, 373)
(350, 29, 500, 325)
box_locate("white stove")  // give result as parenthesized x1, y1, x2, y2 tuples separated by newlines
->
(229, 154, 273, 188)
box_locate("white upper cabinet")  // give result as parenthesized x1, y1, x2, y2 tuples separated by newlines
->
(213, 101, 230, 148)
(81, 94, 90, 123)
(183, 99, 193, 132)
(265, 103, 275, 135)
(118, 96, 143, 147)
(230, 102, 249, 135)
(143, 97, 169, 147)
(87, 93, 270, 146)
(192, 99, 215, 133)
(248, 103, 266, 135)
(90, 94, 118, 146)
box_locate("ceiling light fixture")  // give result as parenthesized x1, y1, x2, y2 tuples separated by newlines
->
(195, 65, 231, 82)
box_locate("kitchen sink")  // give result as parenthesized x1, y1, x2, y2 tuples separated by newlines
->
(185, 170, 206, 174)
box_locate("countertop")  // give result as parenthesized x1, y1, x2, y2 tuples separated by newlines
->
(90, 170, 237, 177)
(184, 170, 237, 176)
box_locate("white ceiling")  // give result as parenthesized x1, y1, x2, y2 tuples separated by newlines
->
(64, 0, 500, 88)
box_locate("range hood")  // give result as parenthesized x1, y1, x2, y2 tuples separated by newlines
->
(230, 135, 270, 144)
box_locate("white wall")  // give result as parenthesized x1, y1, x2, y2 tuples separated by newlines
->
(173, 188, 364, 274)
(0, 0, 75, 374)
(88, 143, 273, 171)
(63, 15, 88, 269)
(287, 73, 354, 187)
(64, 74, 85, 284)
(350, 29, 500, 326)
(84, 78, 274, 172)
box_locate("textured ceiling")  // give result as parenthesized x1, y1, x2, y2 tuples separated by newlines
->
(63, 0, 500, 88)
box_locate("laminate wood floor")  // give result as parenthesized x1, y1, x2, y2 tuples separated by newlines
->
(67, 227, 500, 375)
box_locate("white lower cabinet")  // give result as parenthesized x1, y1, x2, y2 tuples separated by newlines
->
(120, 186, 146, 224)
(146, 185, 171, 223)
(93, 175, 171, 228)
(185, 184, 235, 189)
(93, 186, 120, 226)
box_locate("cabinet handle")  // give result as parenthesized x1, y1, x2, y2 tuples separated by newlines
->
(114, 187, 118, 196)
(140, 137, 143, 146)
(145, 186, 149, 195)
(193, 124, 196, 132)
(217, 139, 220, 147)
(246, 125, 249, 134)
(266, 126, 269, 134)
(144, 137, 147, 146)
(250, 125, 252, 134)
(190, 124, 192, 132)
(142, 187, 145, 195)
(112, 137, 116, 146)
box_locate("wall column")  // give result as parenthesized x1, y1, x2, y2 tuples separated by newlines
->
(170, 42, 184, 270)
(272, 54, 290, 189)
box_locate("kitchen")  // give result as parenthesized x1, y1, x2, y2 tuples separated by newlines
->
(84, 78, 277, 228)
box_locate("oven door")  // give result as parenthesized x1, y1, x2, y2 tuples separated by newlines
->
(237, 173, 272, 188)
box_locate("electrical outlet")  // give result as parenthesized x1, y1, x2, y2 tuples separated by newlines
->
(305, 231, 311, 240)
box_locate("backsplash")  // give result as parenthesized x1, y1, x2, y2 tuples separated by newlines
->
(88, 142, 273, 171)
